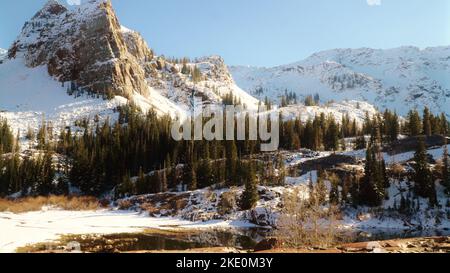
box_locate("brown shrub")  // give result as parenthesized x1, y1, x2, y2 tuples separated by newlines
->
(0, 196, 100, 213)
(218, 190, 237, 216)
(117, 199, 134, 210)
(275, 187, 340, 249)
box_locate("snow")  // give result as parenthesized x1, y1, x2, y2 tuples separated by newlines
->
(230, 46, 450, 116)
(131, 89, 187, 120)
(0, 56, 190, 142)
(279, 100, 377, 125)
(120, 25, 134, 34)
(1, 142, 449, 252)
(0, 209, 257, 253)
(0, 48, 6, 60)
(0, 57, 128, 142)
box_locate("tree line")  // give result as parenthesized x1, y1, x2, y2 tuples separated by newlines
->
(0, 105, 449, 212)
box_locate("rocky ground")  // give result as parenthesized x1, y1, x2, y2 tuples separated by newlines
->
(22, 236, 450, 253)
(255, 237, 450, 253)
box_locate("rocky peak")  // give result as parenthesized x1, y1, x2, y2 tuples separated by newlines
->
(0, 48, 6, 57)
(5, 0, 259, 114)
(8, 0, 150, 99)
(120, 26, 154, 64)
(32, 0, 67, 19)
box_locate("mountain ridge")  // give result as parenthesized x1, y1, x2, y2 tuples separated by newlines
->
(5, 0, 259, 116)
(8, 0, 153, 99)
(230, 46, 450, 116)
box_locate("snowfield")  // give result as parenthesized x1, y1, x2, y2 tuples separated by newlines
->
(0, 57, 129, 142)
(0, 56, 189, 143)
(0, 209, 257, 253)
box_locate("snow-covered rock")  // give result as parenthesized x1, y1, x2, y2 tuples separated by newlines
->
(9, 0, 150, 98)
(0, 48, 7, 61)
(230, 46, 450, 116)
(5, 0, 259, 116)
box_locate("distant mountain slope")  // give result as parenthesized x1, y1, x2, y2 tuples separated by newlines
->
(230, 46, 450, 116)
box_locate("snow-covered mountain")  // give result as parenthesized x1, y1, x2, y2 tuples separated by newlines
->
(230, 47, 450, 116)
(0, 0, 262, 141)
(2, 0, 259, 117)
(0, 0, 378, 141)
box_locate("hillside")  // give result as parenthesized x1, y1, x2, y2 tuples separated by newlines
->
(230, 46, 450, 116)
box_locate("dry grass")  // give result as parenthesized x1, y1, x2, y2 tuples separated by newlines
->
(0, 196, 101, 213)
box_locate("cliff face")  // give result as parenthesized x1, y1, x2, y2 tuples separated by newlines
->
(9, 0, 150, 98)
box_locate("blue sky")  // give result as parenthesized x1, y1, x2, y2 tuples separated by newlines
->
(0, 0, 449, 66)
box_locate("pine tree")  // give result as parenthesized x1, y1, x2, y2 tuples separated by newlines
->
(440, 113, 448, 136)
(135, 168, 148, 195)
(191, 66, 202, 83)
(184, 162, 197, 191)
(240, 162, 259, 210)
(0, 119, 14, 153)
(35, 151, 56, 196)
(383, 110, 400, 142)
(225, 140, 238, 186)
(161, 168, 168, 193)
(315, 172, 328, 205)
(329, 175, 340, 205)
(360, 146, 382, 206)
(442, 141, 450, 194)
(324, 115, 339, 151)
(413, 137, 437, 206)
(359, 127, 387, 207)
(277, 153, 286, 185)
(355, 135, 367, 150)
(304, 95, 315, 106)
(181, 60, 190, 75)
(423, 107, 432, 136)
(197, 142, 213, 189)
(407, 110, 422, 136)
(118, 174, 134, 197)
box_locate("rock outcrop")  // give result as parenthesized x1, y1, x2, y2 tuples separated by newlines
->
(9, 0, 150, 98)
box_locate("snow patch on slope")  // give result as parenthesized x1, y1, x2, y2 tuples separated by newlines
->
(0, 49, 6, 60)
(0, 57, 129, 141)
(280, 100, 377, 125)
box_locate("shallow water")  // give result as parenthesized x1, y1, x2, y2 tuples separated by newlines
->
(18, 224, 450, 253)
(67, 228, 450, 252)
(28, 228, 267, 253)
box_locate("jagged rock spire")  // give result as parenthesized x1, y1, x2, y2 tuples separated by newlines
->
(9, 0, 150, 99)
(32, 0, 67, 19)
